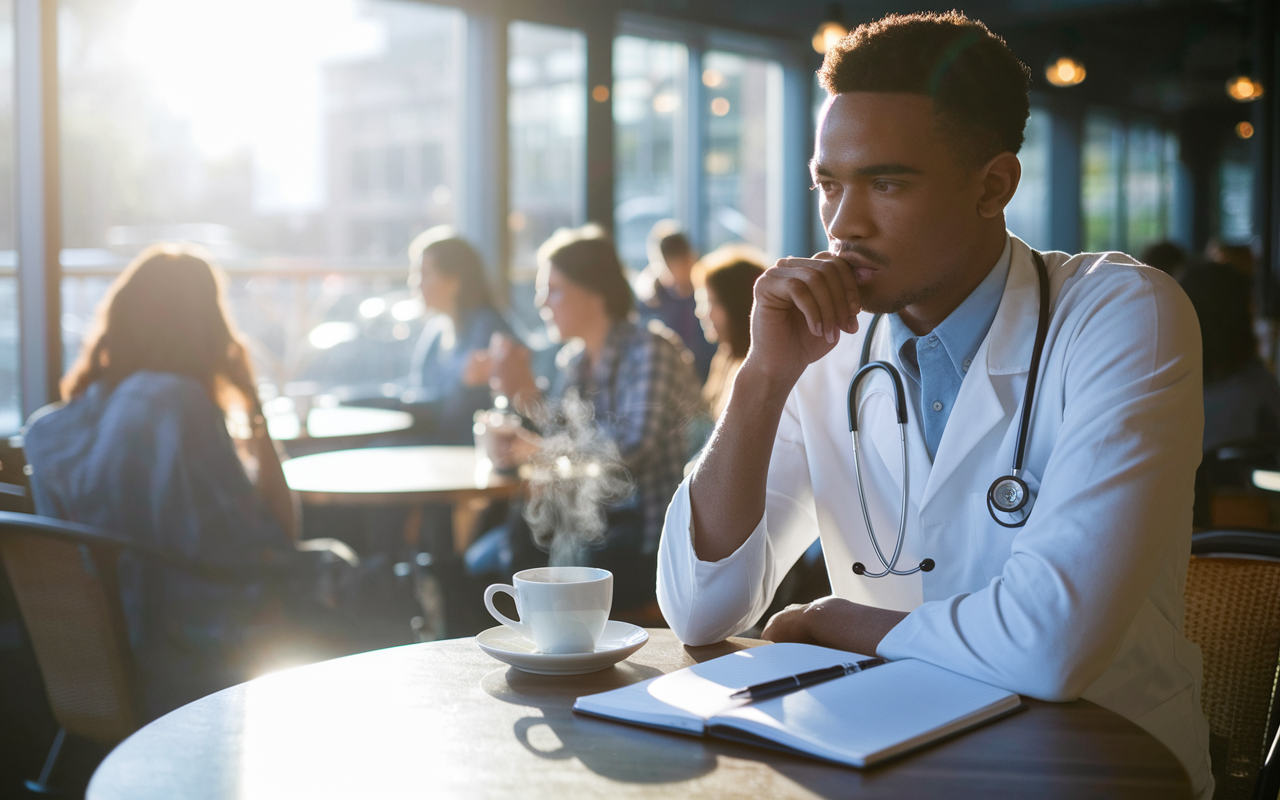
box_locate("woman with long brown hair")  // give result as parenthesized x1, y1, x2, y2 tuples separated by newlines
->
(23, 244, 307, 716)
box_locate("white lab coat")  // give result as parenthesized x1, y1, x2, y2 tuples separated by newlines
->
(657, 235, 1213, 797)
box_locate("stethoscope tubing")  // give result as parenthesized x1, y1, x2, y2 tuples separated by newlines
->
(847, 249, 1052, 576)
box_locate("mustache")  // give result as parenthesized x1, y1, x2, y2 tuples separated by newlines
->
(830, 241, 890, 267)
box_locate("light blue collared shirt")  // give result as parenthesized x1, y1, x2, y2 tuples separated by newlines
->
(888, 237, 1012, 460)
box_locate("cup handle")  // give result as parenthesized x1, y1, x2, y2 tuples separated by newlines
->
(484, 584, 531, 638)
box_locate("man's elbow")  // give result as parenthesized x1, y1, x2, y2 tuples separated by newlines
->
(657, 582, 750, 646)
(1009, 653, 1101, 703)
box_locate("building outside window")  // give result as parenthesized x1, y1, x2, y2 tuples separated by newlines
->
(56, 0, 463, 399)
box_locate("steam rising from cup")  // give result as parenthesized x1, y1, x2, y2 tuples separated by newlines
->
(521, 390, 633, 567)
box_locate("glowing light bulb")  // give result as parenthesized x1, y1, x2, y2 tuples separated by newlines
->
(1237, 121, 1255, 139)
(812, 21, 848, 54)
(1045, 57, 1086, 88)
(1227, 76, 1264, 102)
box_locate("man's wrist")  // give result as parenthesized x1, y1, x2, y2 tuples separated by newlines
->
(735, 357, 801, 406)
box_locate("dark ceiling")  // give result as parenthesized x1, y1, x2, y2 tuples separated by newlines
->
(614, 0, 1262, 120)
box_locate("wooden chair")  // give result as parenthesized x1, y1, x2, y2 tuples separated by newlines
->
(1184, 529, 1280, 800)
(0, 510, 298, 792)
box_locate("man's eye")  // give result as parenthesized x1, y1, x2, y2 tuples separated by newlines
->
(872, 180, 896, 193)
(811, 180, 837, 194)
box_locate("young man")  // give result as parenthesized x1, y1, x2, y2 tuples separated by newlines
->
(656, 12, 1211, 797)
(634, 220, 717, 380)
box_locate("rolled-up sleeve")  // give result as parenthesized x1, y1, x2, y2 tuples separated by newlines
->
(657, 392, 821, 645)
(877, 267, 1203, 701)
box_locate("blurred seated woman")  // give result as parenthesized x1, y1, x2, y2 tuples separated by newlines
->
(23, 245, 358, 718)
(695, 245, 765, 420)
(470, 225, 705, 611)
(1181, 261, 1280, 453)
(403, 226, 514, 443)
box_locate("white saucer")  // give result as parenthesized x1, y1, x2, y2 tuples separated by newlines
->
(476, 620, 649, 675)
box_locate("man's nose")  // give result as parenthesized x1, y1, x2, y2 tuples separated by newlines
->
(824, 188, 874, 244)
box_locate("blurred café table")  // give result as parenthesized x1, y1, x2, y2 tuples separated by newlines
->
(86, 629, 1192, 800)
(282, 445, 522, 551)
(263, 400, 415, 458)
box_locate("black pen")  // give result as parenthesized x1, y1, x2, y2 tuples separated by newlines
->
(729, 658, 887, 702)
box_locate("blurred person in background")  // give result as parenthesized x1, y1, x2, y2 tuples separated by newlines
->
(1139, 241, 1188, 280)
(22, 244, 367, 718)
(1180, 261, 1280, 452)
(402, 226, 515, 444)
(1205, 239, 1255, 279)
(633, 220, 717, 381)
(695, 245, 766, 420)
(470, 224, 705, 611)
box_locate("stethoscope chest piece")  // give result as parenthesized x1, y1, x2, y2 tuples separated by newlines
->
(988, 474, 1028, 513)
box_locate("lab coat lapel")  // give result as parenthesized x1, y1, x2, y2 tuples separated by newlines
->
(920, 238, 1040, 510)
(859, 320, 932, 509)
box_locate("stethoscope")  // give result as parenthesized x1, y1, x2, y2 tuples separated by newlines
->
(845, 250, 1051, 578)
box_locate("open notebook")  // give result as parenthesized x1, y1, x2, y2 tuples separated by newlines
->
(573, 643, 1022, 768)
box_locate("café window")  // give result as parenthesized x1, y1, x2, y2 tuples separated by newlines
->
(507, 22, 586, 276)
(702, 50, 781, 255)
(1220, 140, 1254, 245)
(1082, 112, 1180, 254)
(0, 0, 14, 434)
(613, 35, 685, 272)
(57, 0, 464, 396)
(1005, 107, 1050, 251)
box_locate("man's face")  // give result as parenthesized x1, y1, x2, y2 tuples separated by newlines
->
(811, 92, 989, 315)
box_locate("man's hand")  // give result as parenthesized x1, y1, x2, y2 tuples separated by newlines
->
(762, 595, 907, 656)
(744, 252, 861, 386)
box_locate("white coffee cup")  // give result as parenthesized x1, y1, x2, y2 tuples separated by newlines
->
(483, 567, 613, 654)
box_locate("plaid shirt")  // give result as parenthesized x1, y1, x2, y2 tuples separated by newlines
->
(553, 319, 706, 552)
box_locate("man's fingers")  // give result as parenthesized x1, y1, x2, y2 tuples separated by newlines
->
(815, 260, 857, 333)
(768, 271, 837, 341)
(775, 256, 861, 333)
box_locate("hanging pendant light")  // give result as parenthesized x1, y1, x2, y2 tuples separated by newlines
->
(1227, 75, 1264, 102)
(1045, 56, 1086, 87)
(812, 5, 847, 55)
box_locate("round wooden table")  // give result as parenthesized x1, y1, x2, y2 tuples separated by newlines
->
(282, 445, 522, 551)
(87, 630, 1191, 799)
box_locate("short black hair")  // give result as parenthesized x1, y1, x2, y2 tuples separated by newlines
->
(538, 224, 635, 321)
(818, 11, 1031, 166)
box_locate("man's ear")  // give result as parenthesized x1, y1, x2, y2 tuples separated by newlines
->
(976, 152, 1021, 219)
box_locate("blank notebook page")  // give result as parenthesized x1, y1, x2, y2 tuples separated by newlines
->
(576, 644, 866, 732)
(711, 658, 1019, 765)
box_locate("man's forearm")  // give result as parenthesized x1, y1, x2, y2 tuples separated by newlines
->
(688, 361, 797, 562)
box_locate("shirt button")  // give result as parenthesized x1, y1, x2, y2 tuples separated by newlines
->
(962, 358, 971, 372)
(932, 401, 943, 412)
